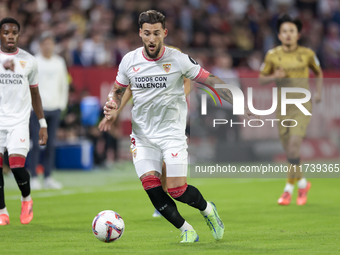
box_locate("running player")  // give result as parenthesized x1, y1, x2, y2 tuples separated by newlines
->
(99, 65, 191, 218)
(259, 14, 323, 205)
(0, 17, 48, 225)
(99, 10, 257, 243)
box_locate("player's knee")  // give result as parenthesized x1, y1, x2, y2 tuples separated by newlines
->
(287, 157, 300, 166)
(9, 156, 26, 169)
(168, 183, 188, 199)
(141, 175, 162, 191)
(287, 147, 300, 158)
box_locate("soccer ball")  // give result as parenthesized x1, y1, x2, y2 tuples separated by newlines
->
(92, 210, 125, 243)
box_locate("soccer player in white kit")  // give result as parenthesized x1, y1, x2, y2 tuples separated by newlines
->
(0, 18, 48, 225)
(99, 10, 257, 243)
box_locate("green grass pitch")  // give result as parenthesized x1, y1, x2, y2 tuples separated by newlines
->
(1, 162, 340, 254)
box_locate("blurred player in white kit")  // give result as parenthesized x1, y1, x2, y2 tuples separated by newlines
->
(0, 17, 47, 225)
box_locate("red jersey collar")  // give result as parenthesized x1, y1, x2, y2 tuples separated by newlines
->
(0, 48, 19, 55)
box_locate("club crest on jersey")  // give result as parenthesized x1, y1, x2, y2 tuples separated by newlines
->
(19, 61, 26, 69)
(132, 148, 137, 158)
(163, 63, 171, 73)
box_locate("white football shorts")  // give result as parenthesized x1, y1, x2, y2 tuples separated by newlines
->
(0, 127, 30, 157)
(130, 135, 188, 178)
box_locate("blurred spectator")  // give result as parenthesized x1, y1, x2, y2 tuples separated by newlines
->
(58, 85, 82, 141)
(323, 22, 340, 69)
(28, 32, 69, 190)
(211, 54, 241, 142)
(0, 0, 334, 69)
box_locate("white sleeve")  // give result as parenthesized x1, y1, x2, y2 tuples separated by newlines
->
(29, 57, 39, 87)
(115, 55, 130, 87)
(177, 53, 201, 80)
(59, 58, 69, 111)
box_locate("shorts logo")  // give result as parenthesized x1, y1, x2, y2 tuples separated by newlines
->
(133, 67, 140, 72)
(171, 153, 178, 158)
(163, 63, 171, 73)
(20, 139, 25, 143)
(19, 61, 26, 68)
(132, 148, 137, 158)
(131, 138, 136, 146)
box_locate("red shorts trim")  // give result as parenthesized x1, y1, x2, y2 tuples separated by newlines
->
(168, 183, 188, 198)
(0, 157, 3, 168)
(30, 83, 39, 88)
(9, 157, 26, 168)
(141, 175, 162, 190)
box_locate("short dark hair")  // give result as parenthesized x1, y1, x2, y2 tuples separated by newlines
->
(277, 14, 302, 33)
(0, 17, 21, 31)
(139, 10, 165, 29)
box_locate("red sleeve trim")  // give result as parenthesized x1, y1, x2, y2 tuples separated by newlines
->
(115, 80, 129, 88)
(30, 83, 38, 88)
(193, 68, 210, 83)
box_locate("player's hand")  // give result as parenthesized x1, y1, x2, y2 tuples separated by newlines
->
(313, 92, 322, 104)
(3, 59, 15, 72)
(274, 67, 286, 79)
(103, 101, 118, 120)
(243, 106, 261, 123)
(39, 128, 48, 145)
(98, 117, 115, 132)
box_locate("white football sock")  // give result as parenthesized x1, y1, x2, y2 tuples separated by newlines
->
(0, 207, 9, 216)
(284, 183, 294, 195)
(200, 201, 213, 216)
(297, 178, 308, 189)
(179, 221, 194, 233)
(21, 195, 31, 202)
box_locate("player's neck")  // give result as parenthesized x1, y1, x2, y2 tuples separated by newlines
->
(282, 44, 298, 53)
(0, 45, 18, 54)
(42, 52, 53, 59)
(143, 44, 164, 60)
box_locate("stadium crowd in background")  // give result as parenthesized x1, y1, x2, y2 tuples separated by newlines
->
(1, 0, 340, 70)
(1, 0, 339, 168)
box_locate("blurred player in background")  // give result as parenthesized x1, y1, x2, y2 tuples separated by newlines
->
(259, 14, 323, 206)
(100, 10, 257, 243)
(28, 32, 69, 190)
(0, 17, 47, 225)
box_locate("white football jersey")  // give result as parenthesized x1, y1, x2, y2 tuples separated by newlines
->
(116, 46, 207, 139)
(0, 48, 39, 129)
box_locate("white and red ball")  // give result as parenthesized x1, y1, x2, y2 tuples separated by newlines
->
(92, 210, 125, 243)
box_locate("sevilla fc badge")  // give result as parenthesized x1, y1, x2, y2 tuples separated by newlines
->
(163, 63, 171, 73)
(19, 61, 26, 68)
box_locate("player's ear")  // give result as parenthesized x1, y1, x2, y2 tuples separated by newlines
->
(139, 28, 142, 38)
(164, 28, 168, 38)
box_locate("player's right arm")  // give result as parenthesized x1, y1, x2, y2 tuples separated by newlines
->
(99, 54, 130, 131)
(258, 51, 286, 85)
(99, 85, 132, 132)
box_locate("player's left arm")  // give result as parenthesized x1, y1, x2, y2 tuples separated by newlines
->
(309, 52, 323, 104)
(29, 58, 47, 145)
(30, 87, 48, 145)
(197, 72, 259, 120)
